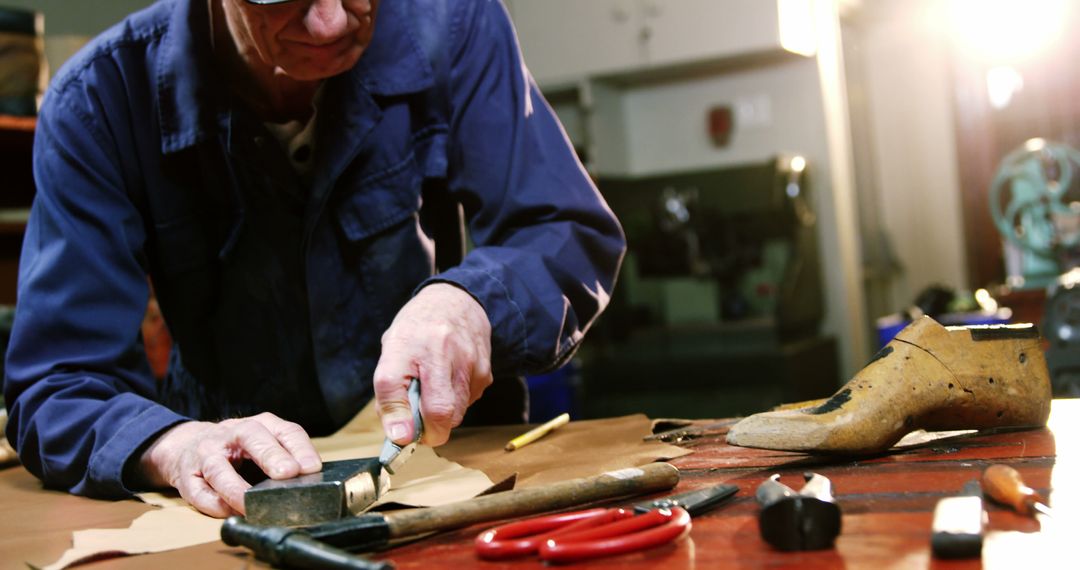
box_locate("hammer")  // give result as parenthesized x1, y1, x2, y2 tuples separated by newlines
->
(223, 462, 680, 568)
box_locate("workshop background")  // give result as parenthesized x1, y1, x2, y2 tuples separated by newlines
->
(0, 0, 1077, 421)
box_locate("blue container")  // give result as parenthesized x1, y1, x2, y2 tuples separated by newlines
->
(526, 361, 581, 422)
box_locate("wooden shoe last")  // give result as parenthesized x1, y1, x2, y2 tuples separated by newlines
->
(726, 317, 1052, 454)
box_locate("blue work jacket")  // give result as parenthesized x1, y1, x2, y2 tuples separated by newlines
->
(3, 0, 624, 499)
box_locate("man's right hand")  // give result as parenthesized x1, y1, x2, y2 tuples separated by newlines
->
(136, 413, 322, 517)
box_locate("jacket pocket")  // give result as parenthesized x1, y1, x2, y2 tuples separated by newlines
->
(335, 152, 424, 242)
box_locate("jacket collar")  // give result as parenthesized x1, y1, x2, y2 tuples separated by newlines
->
(155, 0, 435, 155)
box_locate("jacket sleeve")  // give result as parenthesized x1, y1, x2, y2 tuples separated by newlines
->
(3, 81, 188, 498)
(421, 0, 626, 376)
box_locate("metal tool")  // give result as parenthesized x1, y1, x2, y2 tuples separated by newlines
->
(756, 472, 842, 551)
(245, 458, 390, 527)
(378, 378, 423, 475)
(981, 464, 1053, 517)
(931, 479, 986, 559)
(474, 483, 737, 562)
(222, 463, 680, 567)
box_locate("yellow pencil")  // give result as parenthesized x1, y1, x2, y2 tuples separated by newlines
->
(505, 412, 570, 451)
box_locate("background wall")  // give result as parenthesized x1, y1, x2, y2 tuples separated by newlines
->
(852, 0, 968, 314)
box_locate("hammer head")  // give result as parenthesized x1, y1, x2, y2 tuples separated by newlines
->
(245, 458, 391, 526)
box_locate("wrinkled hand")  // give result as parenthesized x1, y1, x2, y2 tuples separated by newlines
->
(374, 283, 493, 447)
(137, 413, 322, 517)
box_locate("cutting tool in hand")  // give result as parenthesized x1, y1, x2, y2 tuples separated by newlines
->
(474, 483, 738, 563)
(378, 378, 423, 475)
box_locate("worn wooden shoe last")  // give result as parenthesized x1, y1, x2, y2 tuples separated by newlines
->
(726, 317, 1052, 454)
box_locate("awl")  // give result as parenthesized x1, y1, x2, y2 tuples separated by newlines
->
(982, 464, 1053, 518)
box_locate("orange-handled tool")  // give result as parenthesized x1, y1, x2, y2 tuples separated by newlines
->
(981, 464, 1052, 517)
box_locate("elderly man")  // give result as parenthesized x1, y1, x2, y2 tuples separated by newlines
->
(3, 0, 623, 517)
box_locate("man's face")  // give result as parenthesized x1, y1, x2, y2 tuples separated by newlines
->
(224, 0, 379, 82)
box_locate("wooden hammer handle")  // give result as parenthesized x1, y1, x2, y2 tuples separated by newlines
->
(384, 462, 680, 538)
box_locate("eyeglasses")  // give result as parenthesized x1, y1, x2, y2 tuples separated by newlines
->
(245, 0, 299, 5)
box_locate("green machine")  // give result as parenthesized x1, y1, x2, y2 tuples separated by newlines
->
(990, 139, 1080, 396)
(990, 139, 1080, 290)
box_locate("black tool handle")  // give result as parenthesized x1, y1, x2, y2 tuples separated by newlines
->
(221, 516, 393, 570)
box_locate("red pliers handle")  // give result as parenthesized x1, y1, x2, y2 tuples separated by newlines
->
(475, 506, 692, 562)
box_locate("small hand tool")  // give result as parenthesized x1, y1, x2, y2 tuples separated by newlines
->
(378, 378, 423, 475)
(981, 464, 1053, 518)
(756, 472, 842, 551)
(474, 483, 738, 562)
(223, 463, 681, 567)
(931, 479, 986, 559)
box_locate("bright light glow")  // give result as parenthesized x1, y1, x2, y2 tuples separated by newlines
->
(974, 288, 999, 312)
(1025, 137, 1047, 152)
(790, 155, 807, 173)
(949, 0, 1069, 64)
(779, 0, 817, 56)
(986, 66, 1024, 109)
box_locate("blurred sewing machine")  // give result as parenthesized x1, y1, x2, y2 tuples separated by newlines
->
(991, 138, 1080, 396)
(581, 156, 839, 418)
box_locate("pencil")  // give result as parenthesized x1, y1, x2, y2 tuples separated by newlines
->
(505, 412, 570, 451)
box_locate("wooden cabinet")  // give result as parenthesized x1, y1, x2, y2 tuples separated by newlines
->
(506, 0, 813, 86)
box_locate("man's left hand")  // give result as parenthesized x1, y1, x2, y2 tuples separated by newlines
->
(373, 283, 493, 446)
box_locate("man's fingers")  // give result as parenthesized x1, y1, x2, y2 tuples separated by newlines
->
(253, 413, 322, 474)
(420, 365, 467, 447)
(178, 472, 235, 518)
(200, 453, 252, 515)
(469, 358, 494, 405)
(231, 420, 302, 480)
(373, 364, 417, 444)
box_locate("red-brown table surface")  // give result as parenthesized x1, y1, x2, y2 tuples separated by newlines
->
(3, 399, 1076, 570)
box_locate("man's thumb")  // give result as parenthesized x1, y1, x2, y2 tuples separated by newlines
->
(380, 400, 415, 444)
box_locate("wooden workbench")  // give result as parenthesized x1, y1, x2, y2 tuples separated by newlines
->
(3, 399, 1075, 570)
